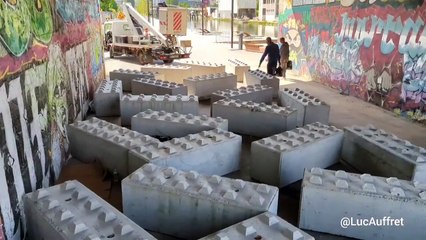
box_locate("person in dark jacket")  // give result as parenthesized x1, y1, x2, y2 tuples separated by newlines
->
(258, 37, 280, 75)
(279, 37, 290, 78)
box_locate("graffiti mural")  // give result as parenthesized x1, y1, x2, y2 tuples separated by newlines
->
(0, 0, 104, 239)
(278, 0, 426, 123)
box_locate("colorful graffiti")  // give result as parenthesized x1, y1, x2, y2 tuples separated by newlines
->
(0, 0, 104, 239)
(278, 1, 426, 123)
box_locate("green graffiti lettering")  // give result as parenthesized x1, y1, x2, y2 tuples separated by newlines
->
(29, 0, 53, 44)
(0, 0, 31, 56)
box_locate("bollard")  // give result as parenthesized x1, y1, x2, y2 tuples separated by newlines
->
(238, 33, 244, 50)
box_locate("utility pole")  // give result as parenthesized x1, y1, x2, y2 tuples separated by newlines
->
(151, 0, 154, 22)
(146, 0, 150, 23)
(231, 0, 234, 48)
(201, 1, 204, 35)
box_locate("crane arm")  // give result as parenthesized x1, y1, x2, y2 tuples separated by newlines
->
(122, 3, 168, 46)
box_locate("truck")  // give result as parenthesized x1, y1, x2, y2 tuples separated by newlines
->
(105, 3, 191, 64)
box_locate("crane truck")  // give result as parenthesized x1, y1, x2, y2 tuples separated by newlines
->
(105, 3, 191, 64)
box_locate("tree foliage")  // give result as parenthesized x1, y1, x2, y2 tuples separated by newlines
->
(166, 0, 179, 6)
(136, 0, 149, 16)
(178, 2, 190, 8)
(100, 0, 118, 12)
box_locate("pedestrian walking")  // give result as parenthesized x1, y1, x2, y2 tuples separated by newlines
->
(279, 37, 290, 79)
(258, 37, 280, 75)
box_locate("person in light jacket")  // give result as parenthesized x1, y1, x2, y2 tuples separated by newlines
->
(279, 37, 290, 79)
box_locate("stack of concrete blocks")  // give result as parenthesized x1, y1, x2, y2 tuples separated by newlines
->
(67, 117, 159, 178)
(210, 85, 273, 105)
(212, 99, 297, 137)
(24, 180, 156, 240)
(94, 80, 122, 117)
(278, 88, 330, 127)
(245, 69, 280, 98)
(120, 94, 199, 126)
(122, 164, 279, 239)
(128, 128, 241, 175)
(183, 73, 237, 99)
(132, 110, 228, 138)
(250, 122, 343, 187)
(299, 168, 426, 240)
(341, 125, 426, 183)
(109, 69, 162, 92)
(181, 60, 226, 77)
(228, 59, 250, 83)
(140, 64, 192, 84)
(200, 212, 314, 240)
(131, 77, 188, 95)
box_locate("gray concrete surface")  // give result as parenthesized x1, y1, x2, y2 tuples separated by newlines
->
(102, 28, 426, 240)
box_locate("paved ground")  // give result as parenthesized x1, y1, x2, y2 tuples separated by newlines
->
(70, 28, 426, 239)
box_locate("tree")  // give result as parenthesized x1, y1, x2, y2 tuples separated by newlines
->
(166, 0, 179, 6)
(100, 0, 118, 12)
(178, 2, 190, 8)
(136, 0, 149, 16)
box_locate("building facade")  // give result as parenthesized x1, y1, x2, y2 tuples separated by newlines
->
(259, 0, 280, 21)
(217, 0, 256, 19)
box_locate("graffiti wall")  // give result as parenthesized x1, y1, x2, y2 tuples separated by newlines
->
(0, 0, 104, 239)
(278, 0, 426, 123)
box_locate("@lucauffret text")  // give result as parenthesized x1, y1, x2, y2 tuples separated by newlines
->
(340, 217, 404, 228)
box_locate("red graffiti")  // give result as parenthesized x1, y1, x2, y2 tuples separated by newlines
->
(52, 22, 91, 52)
(0, 44, 48, 81)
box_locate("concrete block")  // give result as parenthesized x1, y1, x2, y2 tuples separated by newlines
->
(120, 94, 199, 126)
(131, 77, 188, 95)
(278, 88, 330, 126)
(67, 117, 159, 178)
(251, 122, 343, 187)
(94, 80, 122, 117)
(181, 60, 226, 77)
(128, 128, 241, 175)
(140, 64, 192, 84)
(341, 125, 426, 183)
(299, 168, 426, 240)
(122, 164, 278, 239)
(212, 99, 297, 137)
(199, 212, 314, 240)
(131, 110, 228, 137)
(245, 69, 280, 98)
(211, 85, 273, 105)
(24, 180, 156, 240)
(228, 59, 250, 83)
(183, 73, 237, 99)
(109, 69, 162, 92)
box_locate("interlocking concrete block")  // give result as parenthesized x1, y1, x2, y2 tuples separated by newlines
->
(228, 59, 250, 83)
(299, 168, 426, 240)
(212, 99, 297, 137)
(131, 77, 188, 95)
(251, 122, 343, 187)
(120, 94, 199, 126)
(210, 85, 273, 105)
(122, 164, 278, 239)
(341, 125, 426, 183)
(67, 117, 159, 178)
(181, 60, 226, 77)
(109, 69, 162, 92)
(128, 128, 241, 175)
(94, 80, 123, 117)
(24, 180, 156, 240)
(183, 73, 237, 99)
(199, 212, 314, 240)
(131, 110, 228, 137)
(140, 64, 192, 84)
(278, 88, 330, 126)
(245, 69, 280, 98)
